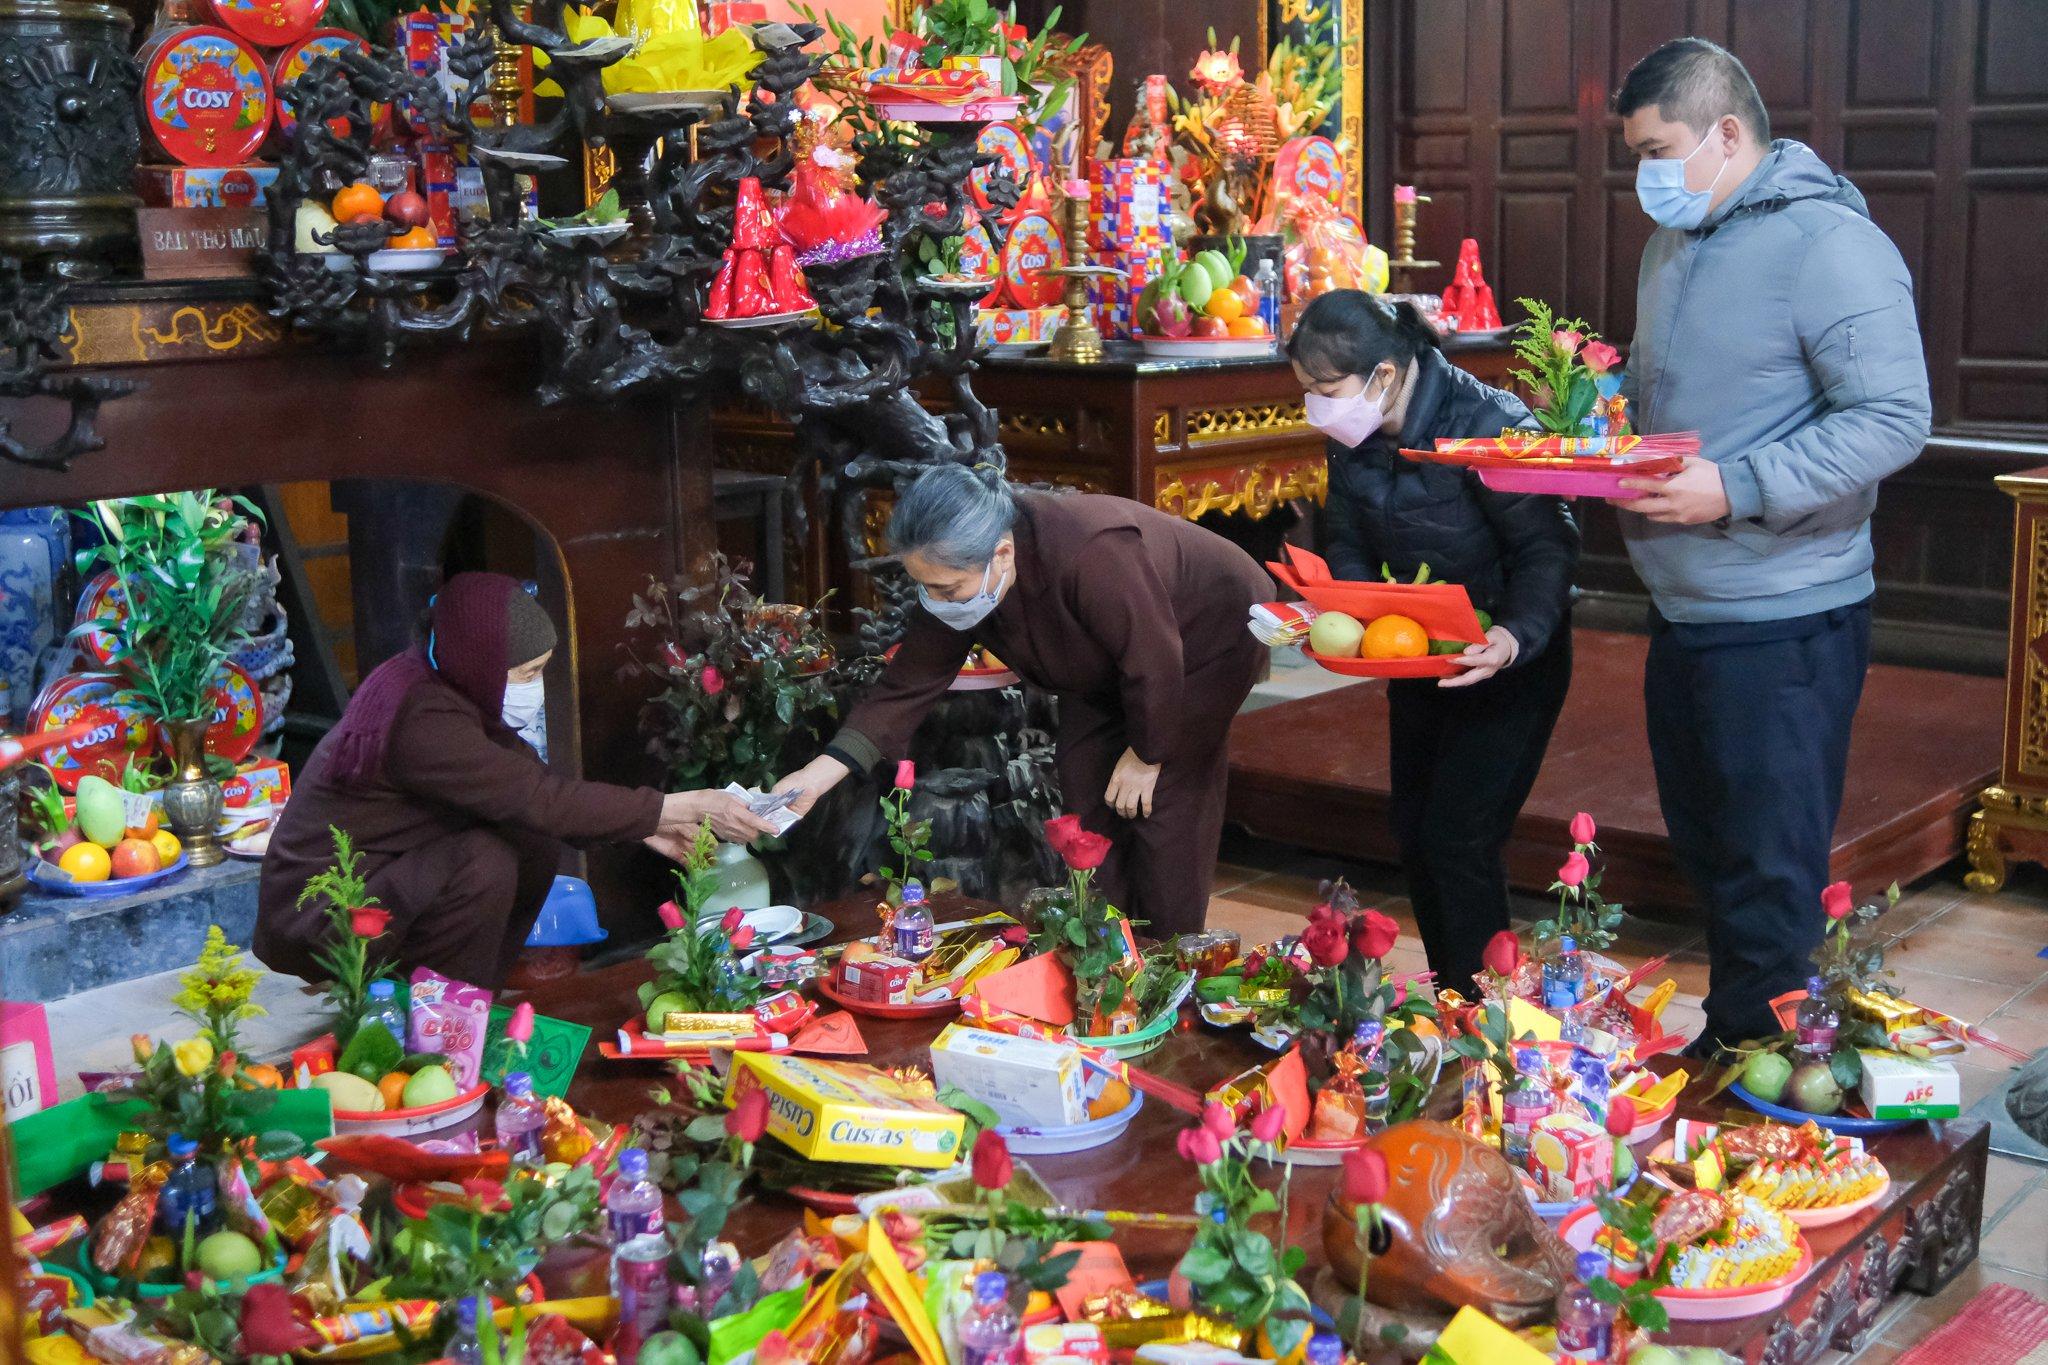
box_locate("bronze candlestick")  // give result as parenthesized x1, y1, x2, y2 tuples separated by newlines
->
(1387, 184, 1439, 294)
(1046, 184, 1119, 363)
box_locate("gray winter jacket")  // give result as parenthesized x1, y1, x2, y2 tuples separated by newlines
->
(1619, 140, 1931, 623)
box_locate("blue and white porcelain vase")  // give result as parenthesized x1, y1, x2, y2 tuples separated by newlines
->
(0, 507, 70, 728)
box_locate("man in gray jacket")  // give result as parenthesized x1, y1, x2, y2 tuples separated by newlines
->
(1612, 38, 1931, 1050)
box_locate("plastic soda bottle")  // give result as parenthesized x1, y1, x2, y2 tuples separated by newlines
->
(359, 978, 407, 1048)
(606, 1148, 664, 1243)
(894, 880, 935, 961)
(958, 1270, 1021, 1365)
(1500, 1048, 1553, 1169)
(494, 1072, 547, 1165)
(1542, 935, 1585, 1009)
(444, 1297, 483, 1365)
(1794, 976, 1839, 1061)
(1554, 1251, 1615, 1362)
(156, 1133, 220, 1236)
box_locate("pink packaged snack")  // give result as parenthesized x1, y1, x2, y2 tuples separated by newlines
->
(407, 967, 492, 1090)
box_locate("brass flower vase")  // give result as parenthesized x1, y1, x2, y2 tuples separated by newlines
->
(161, 717, 224, 867)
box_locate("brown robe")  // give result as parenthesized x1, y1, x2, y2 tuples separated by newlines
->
(833, 491, 1274, 938)
(255, 676, 662, 990)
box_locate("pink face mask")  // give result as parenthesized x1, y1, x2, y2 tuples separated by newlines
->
(1304, 369, 1392, 447)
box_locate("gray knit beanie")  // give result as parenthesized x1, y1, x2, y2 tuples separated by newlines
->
(505, 588, 557, 668)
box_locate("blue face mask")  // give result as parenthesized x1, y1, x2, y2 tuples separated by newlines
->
(1635, 119, 1734, 230)
(918, 559, 1008, 630)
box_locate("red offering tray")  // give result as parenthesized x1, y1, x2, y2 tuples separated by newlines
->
(1266, 544, 1488, 646)
(816, 975, 962, 1019)
(1298, 649, 1463, 679)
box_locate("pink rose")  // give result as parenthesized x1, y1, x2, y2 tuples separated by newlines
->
(1342, 1147, 1388, 1205)
(1580, 340, 1620, 374)
(895, 760, 916, 789)
(1821, 881, 1855, 921)
(1181, 1127, 1223, 1165)
(506, 1001, 534, 1044)
(1249, 1105, 1286, 1144)
(700, 665, 725, 696)
(1558, 851, 1590, 888)
(1605, 1097, 1638, 1139)
(1202, 1100, 1235, 1140)
(657, 900, 685, 931)
(1570, 811, 1597, 845)
(1551, 328, 1583, 356)
(722, 906, 744, 933)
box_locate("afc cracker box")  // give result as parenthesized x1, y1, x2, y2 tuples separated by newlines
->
(1856, 1049, 1960, 1119)
(726, 1051, 965, 1168)
(929, 1022, 1085, 1128)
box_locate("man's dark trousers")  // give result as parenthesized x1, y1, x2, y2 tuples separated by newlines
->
(1645, 599, 1872, 1050)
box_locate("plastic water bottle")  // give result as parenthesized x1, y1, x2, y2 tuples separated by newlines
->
(1554, 1252, 1614, 1362)
(444, 1297, 483, 1365)
(1542, 935, 1585, 1009)
(359, 979, 407, 1048)
(1500, 1049, 1552, 1169)
(606, 1148, 664, 1244)
(958, 1270, 1021, 1365)
(156, 1133, 220, 1236)
(494, 1072, 547, 1166)
(1794, 976, 1839, 1061)
(610, 1231, 674, 1365)
(1254, 258, 1281, 336)
(893, 880, 935, 961)
(1305, 1331, 1346, 1365)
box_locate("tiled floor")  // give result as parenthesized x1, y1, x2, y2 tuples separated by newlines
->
(36, 808, 2048, 1354)
(1205, 844, 2048, 1357)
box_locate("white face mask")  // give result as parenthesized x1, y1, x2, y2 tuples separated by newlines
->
(1635, 118, 1734, 230)
(918, 559, 1009, 631)
(1304, 369, 1392, 448)
(502, 676, 547, 758)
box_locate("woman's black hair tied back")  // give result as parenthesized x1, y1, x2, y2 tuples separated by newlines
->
(1284, 289, 1442, 383)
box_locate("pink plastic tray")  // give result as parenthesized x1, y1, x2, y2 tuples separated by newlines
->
(1477, 465, 1669, 499)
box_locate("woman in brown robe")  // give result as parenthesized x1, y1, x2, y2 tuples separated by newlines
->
(255, 572, 770, 990)
(772, 465, 1273, 939)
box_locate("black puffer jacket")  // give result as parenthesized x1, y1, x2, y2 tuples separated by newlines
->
(1322, 347, 1579, 664)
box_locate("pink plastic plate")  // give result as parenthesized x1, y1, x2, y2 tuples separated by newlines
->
(1476, 465, 1669, 500)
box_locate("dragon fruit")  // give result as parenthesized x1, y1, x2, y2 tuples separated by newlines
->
(1154, 290, 1193, 338)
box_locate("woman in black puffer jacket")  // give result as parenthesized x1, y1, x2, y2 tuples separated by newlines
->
(1287, 291, 1579, 995)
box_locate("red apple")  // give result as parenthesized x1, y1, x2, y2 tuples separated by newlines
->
(384, 191, 430, 228)
(1231, 274, 1261, 311)
(1191, 315, 1229, 339)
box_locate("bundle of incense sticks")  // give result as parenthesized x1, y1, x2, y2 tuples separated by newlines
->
(1431, 431, 1702, 460)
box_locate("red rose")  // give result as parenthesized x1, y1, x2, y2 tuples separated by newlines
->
(1342, 1146, 1389, 1206)
(218, 1050, 238, 1077)
(895, 760, 916, 789)
(1821, 881, 1855, 921)
(1301, 917, 1348, 968)
(1482, 930, 1521, 978)
(1202, 1101, 1236, 1140)
(999, 924, 1029, 947)
(657, 901, 685, 931)
(349, 905, 391, 939)
(1558, 851, 1590, 888)
(1249, 1105, 1285, 1144)
(1181, 1127, 1222, 1165)
(660, 643, 688, 672)
(722, 906, 744, 933)
(701, 665, 725, 696)
(1043, 814, 1082, 860)
(1570, 811, 1597, 845)
(726, 1088, 770, 1142)
(970, 1130, 1013, 1190)
(731, 925, 756, 951)
(1242, 949, 1267, 979)
(1604, 1097, 1638, 1139)
(1351, 909, 1400, 961)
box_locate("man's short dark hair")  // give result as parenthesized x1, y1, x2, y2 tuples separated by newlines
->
(1614, 37, 1770, 143)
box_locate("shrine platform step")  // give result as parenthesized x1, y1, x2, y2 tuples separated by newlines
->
(0, 860, 262, 1001)
(1224, 628, 2002, 917)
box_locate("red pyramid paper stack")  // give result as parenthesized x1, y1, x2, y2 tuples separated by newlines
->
(1439, 237, 1502, 331)
(706, 176, 814, 319)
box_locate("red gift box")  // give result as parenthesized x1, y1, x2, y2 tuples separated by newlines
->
(836, 957, 917, 1005)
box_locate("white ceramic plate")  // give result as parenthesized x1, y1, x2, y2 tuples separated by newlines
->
(1132, 333, 1278, 359)
(321, 247, 447, 273)
(699, 903, 803, 941)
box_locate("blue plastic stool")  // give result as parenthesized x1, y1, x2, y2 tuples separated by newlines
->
(526, 875, 607, 947)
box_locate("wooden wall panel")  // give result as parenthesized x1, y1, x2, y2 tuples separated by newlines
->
(1377, 0, 2048, 665)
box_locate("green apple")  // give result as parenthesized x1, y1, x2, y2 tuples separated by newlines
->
(1307, 611, 1364, 657)
(645, 990, 693, 1034)
(401, 1064, 460, 1108)
(196, 1229, 264, 1283)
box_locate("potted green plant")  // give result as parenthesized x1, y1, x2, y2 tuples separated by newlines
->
(73, 493, 263, 867)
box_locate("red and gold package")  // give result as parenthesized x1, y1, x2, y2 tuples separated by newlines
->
(1308, 1047, 1368, 1142)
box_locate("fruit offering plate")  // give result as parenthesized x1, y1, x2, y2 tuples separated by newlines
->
(949, 663, 1020, 691)
(1646, 1139, 1890, 1230)
(320, 247, 448, 274)
(1067, 1003, 1179, 1059)
(994, 1087, 1144, 1155)
(1298, 646, 1464, 679)
(1265, 544, 1488, 646)
(1726, 1082, 1918, 1135)
(1275, 1133, 1369, 1168)
(328, 1081, 492, 1137)
(64, 1239, 289, 1300)
(1132, 333, 1278, 360)
(1557, 1205, 1814, 1322)
(28, 852, 189, 898)
(815, 975, 963, 1019)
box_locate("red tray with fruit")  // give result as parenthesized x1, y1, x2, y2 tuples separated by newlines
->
(1268, 545, 1488, 676)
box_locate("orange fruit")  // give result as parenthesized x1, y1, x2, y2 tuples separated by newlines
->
(125, 808, 160, 840)
(1361, 614, 1429, 659)
(331, 182, 383, 224)
(377, 1071, 412, 1110)
(240, 1063, 284, 1090)
(150, 829, 182, 864)
(388, 226, 437, 249)
(58, 841, 111, 882)
(1226, 316, 1266, 338)
(1203, 287, 1245, 323)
